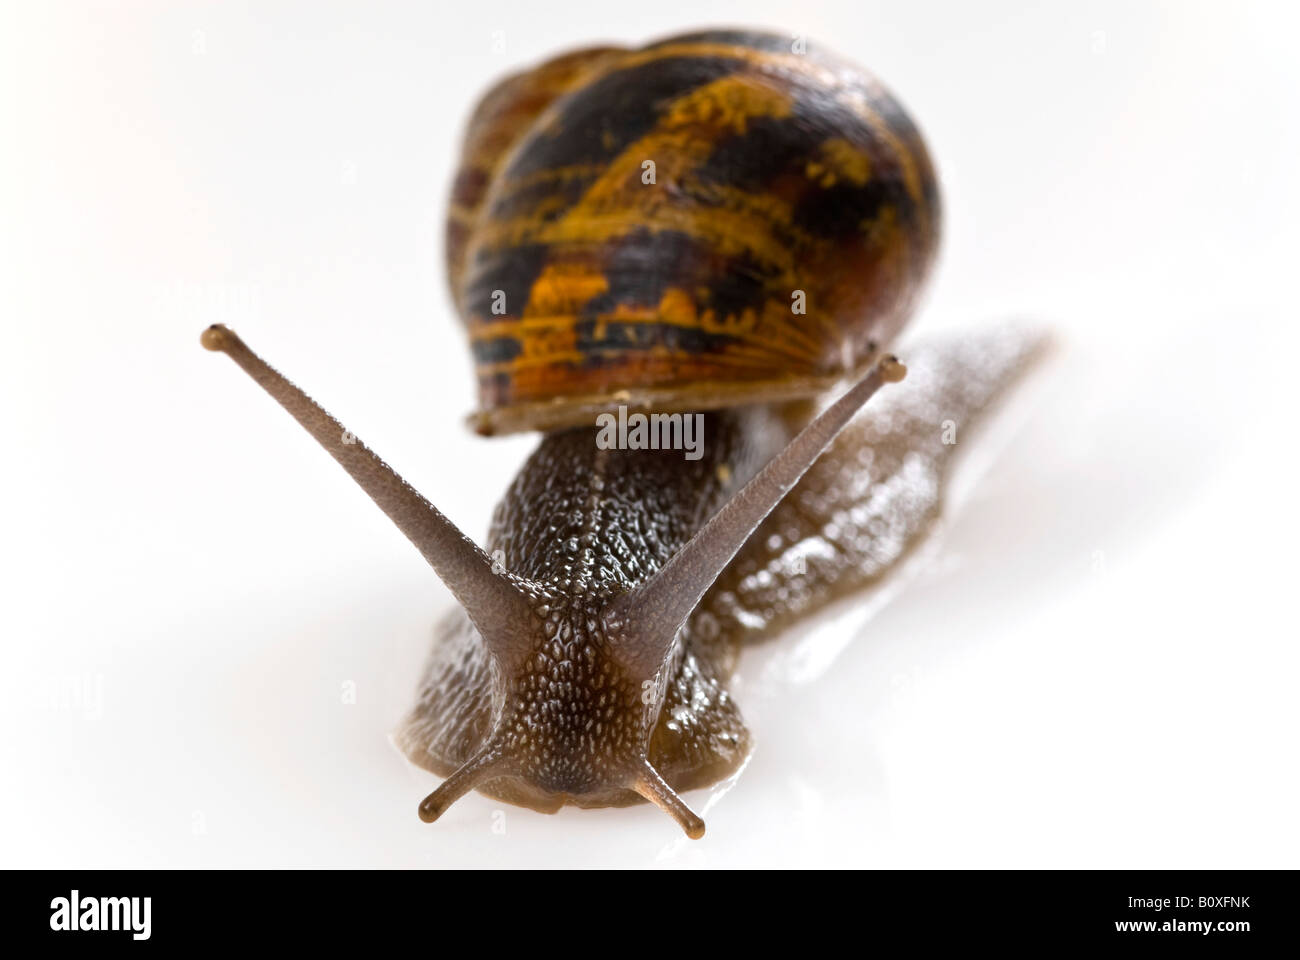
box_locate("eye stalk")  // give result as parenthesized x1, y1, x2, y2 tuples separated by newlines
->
(605, 355, 906, 679)
(200, 324, 538, 666)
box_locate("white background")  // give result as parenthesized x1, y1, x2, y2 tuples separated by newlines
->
(2, 1, 1296, 867)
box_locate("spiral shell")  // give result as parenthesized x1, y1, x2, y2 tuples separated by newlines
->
(447, 29, 940, 434)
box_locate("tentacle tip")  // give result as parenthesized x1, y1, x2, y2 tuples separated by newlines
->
(635, 765, 708, 839)
(200, 324, 232, 352)
(879, 354, 907, 383)
(417, 795, 444, 824)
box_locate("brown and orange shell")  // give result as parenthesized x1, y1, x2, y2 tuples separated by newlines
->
(447, 29, 940, 435)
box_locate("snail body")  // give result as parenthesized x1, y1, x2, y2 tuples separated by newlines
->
(395, 331, 1042, 824)
(202, 30, 1044, 838)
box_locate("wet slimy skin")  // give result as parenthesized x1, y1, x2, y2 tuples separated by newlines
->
(397, 328, 1047, 831)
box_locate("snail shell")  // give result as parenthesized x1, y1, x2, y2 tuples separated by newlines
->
(447, 29, 941, 434)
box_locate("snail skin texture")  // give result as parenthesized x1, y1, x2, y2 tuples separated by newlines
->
(201, 29, 1046, 839)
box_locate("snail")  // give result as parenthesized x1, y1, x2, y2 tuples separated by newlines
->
(201, 29, 1045, 838)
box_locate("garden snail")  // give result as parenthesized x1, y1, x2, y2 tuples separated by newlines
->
(202, 29, 1045, 838)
